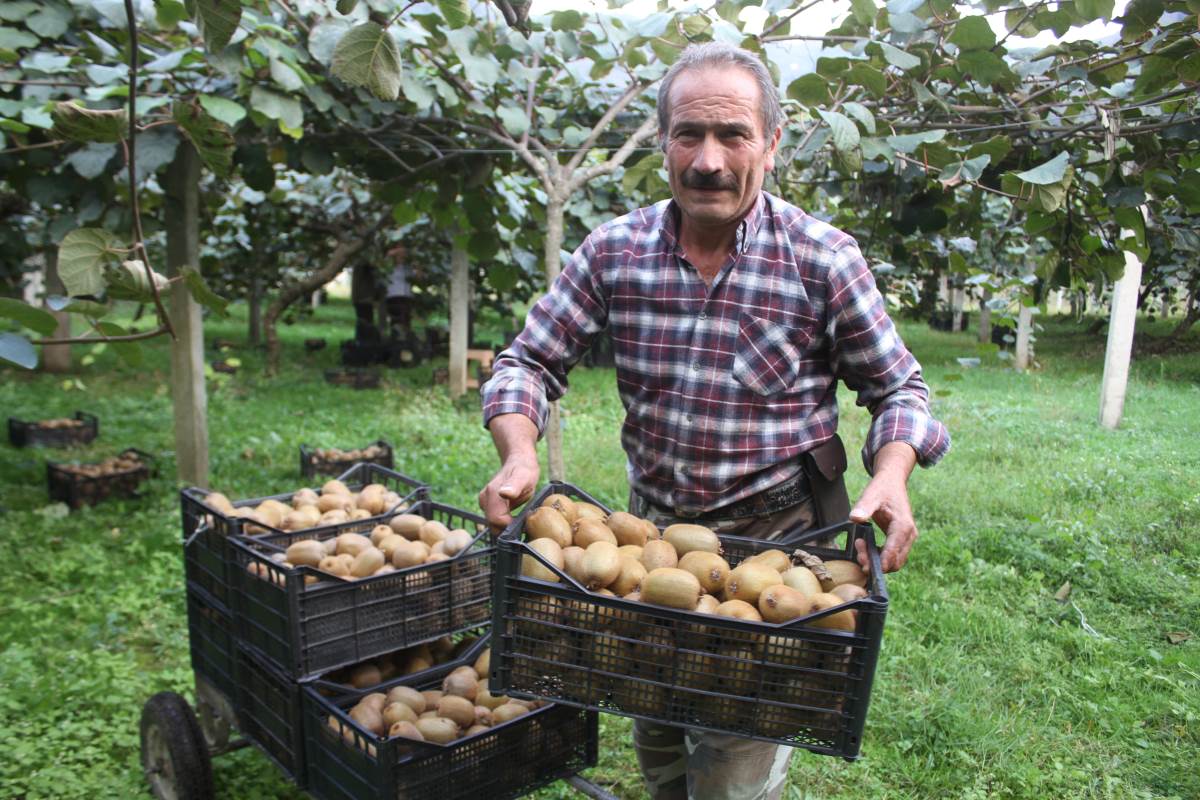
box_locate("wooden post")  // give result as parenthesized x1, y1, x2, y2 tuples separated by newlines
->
(1014, 304, 1033, 370)
(41, 249, 71, 373)
(543, 198, 567, 482)
(1099, 224, 1145, 429)
(248, 273, 261, 345)
(163, 143, 209, 486)
(978, 289, 992, 344)
(448, 239, 469, 398)
(951, 284, 965, 332)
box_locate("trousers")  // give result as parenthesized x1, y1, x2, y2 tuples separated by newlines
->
(627, 491, 819, 800)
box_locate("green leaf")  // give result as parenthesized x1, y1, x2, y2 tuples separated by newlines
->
(400, 70, 435, 111)
(0, 332, 36, 369)
(947, 15, 995, 50)
(786, 73, 831, 106)
(842, 101, 876, 134)
(331, 22, 402, 101)
(885, 129, 946, 153)
(193, 0, 241, 52)
(1075, 0, 1115, 20)
(622, 152, 664, 194)
(850, 0, 877, 25)
(497, 104, 529, 137)
(847, 63, 886, 97)
(0, 3, 37, 22)
(818, 109, 860, 153)
(51, 101, 128, 143)
(944, 154, 991, 183)
(26, 3, 71, 38)
(336, 0, 358, 13)
(681, 14, 710, 38)
(58, 228, 120, 297)
(269, 57, 304, 92)
(878, 41, 920, 70)
(446, 28, 499, 87)
(550, 9, 583, 31)
(249, 86, 303, 129)
(182, 267, 229, 317)
(437, 0, 470, 27)
(157, 0, 189, 28)
(1177, 51, 1200, 82)
(47, 296, 110, 317)
(172, 102, 234, 178)
(957, 50, 1015, 86)
(1014, 151, 1069, 185)
(967, 135, 1011, 166)
(0, 26, 37, 49)
(198, 94, 245, 126)
(95, 321, 143, 366)
(300, 143, 334, 175)
(105, 259, 168, 302)
(0, 297, 58, 335)
(1174, 170, 1200, 212)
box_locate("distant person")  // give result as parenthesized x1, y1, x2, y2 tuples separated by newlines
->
(350, 261, 381, 342)
(385, 244, 414, 341)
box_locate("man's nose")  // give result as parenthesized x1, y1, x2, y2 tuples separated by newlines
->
(691, 133, 724, 174)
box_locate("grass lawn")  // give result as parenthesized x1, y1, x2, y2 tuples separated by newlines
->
(0, 301, 1196, 800)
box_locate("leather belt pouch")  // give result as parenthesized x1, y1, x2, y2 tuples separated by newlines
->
(803, 434, 851, 526)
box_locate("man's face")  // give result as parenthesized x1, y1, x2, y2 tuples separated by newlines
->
(663, 66, 781, 234)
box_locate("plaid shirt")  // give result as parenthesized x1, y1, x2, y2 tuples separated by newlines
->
(482, 192, 949, 514)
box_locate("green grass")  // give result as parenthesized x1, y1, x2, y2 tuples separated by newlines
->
(0, 302, 1196, 800)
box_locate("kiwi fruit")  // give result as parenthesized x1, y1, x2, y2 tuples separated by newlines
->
(317, 493, 352, 514)
(382, 702, 418, 728)
(831, 583, 868, 603)
(574, 502, 608, 522)
(808, 593, 857, 631)
(336, 532, 372, 557)
(418, 520, 450, 547)
(436, 695, 476, 729)
(386, 686, 425, 714)
(465, 724, 490, 736)
(640, 518, 661, 541)
(641, 539, 678, 571)
(415, 717, 458, 744)
(573, 519, 617, 548)
(351, 547, 385, 577)
(420, 689, 443, 708)
(526, 507, 573, 548)
(357, 487, 387, 516)
(663, 524, 722, 557)
(388, 720, 423, 741)
(747, 548, 791, 573)
(286, 540, 324, 567)
(442, 666, 479, 701)
(318, 555, 350, 578)
(609, 556, 647, 596)
(677, 551, 731, 595)
(473, 648, 490, 679)
(441, 528, 474, 557)
(205, 492, 236, 514)
(715, 599, 762, 621)
(369, 524, 394, 546)
(388, 513, 426, 540)
(349, 663, 382, 689)
(349, 704, 385, 736)
(824, 560, 868, 588)
(491, 703, 529, 724)
(392, 540, 429, 568)
(473, 705, 493, 727)
(561, 546, 587, 584)
(321, 479, 351, 495)
(521, 538, 564, 582)
(724, 562, 783, 606)
(377, 534, 406, 561)
(781, 566, 822, 596)
(253, 501, 285, 528)
(617, 544, 643, 561)
(695, 594, 721, 614)
(541, 493, 579, 524)
(476, 687, 507, 710)
(291, 488, 319, 508)
(582, 541, 622, 589)
(360, 692, 388, 713)
(606, 511, 648, 547)
(281, 510, 312, 531)
(349, 509, 373, 522)
(318, 509, 350, 526)
(758, 585, 814, 623)
(641, 567, 703, 610)
(425, 553, 449, 564)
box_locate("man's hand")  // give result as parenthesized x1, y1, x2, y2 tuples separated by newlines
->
(849, 442, 918, 573)
(478, 455, 539, 531)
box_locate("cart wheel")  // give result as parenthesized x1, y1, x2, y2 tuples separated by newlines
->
(140, 692, 214, 800)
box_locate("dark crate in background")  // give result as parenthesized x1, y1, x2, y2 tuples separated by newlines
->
(8, 410, 99, 448)
(490, 481, 889, 760)
(186, 582, 237, 708)
(324, 368, 381, 390)
(234, 644, 307, 787)
(232, 499, 493, 681)
(180, 463, 427, 610)
(304, 636, 598, 800)
(47, 447, 155, 509)
(300, 440, 394, 479)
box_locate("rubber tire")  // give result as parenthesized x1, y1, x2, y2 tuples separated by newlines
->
(140, 691, 214, 800)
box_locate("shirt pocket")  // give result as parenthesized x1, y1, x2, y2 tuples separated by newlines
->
(731, 314, 814, 396)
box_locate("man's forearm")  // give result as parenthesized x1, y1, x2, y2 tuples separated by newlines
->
(488, 413, 540, 466)
(872, 441, 917, 482)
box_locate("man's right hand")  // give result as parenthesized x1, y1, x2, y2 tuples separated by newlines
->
(478, 454, 539, 531)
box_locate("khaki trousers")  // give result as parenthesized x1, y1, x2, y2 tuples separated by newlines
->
(628, 492, 818, 800)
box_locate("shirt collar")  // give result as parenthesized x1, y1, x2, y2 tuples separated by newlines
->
(662, 192, 766, 257)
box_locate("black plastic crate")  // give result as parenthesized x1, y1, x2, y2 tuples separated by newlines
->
(490, 481, 889, 760)
(47, 447, 155, 509)
(324, 367, 381, 389)
(180, 463, 427, 610)
(231, 499, 494, 681)
(186, 582, 237, 708)
(304, 636, 598, 800)
(300, 440, 394, 479)
(235, 643, 307, 786)
(8, 410, 98, 448)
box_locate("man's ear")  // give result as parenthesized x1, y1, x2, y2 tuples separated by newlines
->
(764, 124, 782, 173)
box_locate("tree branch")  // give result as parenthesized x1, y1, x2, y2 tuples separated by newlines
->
(569, 114, 657, 193)
(34, 325, 170, 346)
(565, 79, 650, 175)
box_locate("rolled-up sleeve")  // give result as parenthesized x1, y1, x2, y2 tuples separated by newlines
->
(825, 241, 950, 472)
(481, 233, 609, 437)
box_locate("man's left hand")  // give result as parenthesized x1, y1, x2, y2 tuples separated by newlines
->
(849, 442, 918, 574)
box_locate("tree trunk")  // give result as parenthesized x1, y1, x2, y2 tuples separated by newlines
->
(164, 143, 209, 486)
(917, 266, 940, 319)
(978, 289, 992, 344)
(1015, 304, 1033, 371)
(543, 196, 567, 482)
(1099, 242, 1145, 429)
(264, 217, 384, 374)
(448, 238, 470, 397)
(248, 273, 261, 346)
(41, 249, 71, 373)
(951, 284, 964, 332)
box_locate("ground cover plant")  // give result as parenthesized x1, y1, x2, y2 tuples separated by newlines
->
(0, 301, 1196, 800)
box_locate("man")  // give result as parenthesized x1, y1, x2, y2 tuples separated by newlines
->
(478, 42, 949, 800)
(384, 243, 414, 341)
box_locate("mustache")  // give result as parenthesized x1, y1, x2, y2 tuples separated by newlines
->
(680, 170, 737, 190)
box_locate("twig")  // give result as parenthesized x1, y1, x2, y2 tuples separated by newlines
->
(758, 0, 825, 39)
(0, 140, 66, 154)
(34, 325, 170, 346)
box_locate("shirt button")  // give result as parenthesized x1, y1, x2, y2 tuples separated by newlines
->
(691, 361, 699, 371)
(685, 414, 693, 423)
(699, 312, 707, 320)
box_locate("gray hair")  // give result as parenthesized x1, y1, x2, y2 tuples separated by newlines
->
(657, 42, 783, 149)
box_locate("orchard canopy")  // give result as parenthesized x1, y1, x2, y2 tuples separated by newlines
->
(0, 0, 1197, 371)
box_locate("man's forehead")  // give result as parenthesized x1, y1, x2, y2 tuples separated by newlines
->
(667, 67, 761, 118)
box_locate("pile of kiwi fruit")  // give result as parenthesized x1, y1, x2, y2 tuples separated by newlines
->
(325, 635, 480, 688)
(246, 508, 483, 587)
(33, 417, 86, 429)
(308, 443, 388, 463)
(519, 493, 868, 631)
(200, 478, 408, 534)
(328, 644, 546, 754)
(57, 452, 145, 477)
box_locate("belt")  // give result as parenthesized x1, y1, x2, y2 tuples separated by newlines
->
(645, 468, 812, 522)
